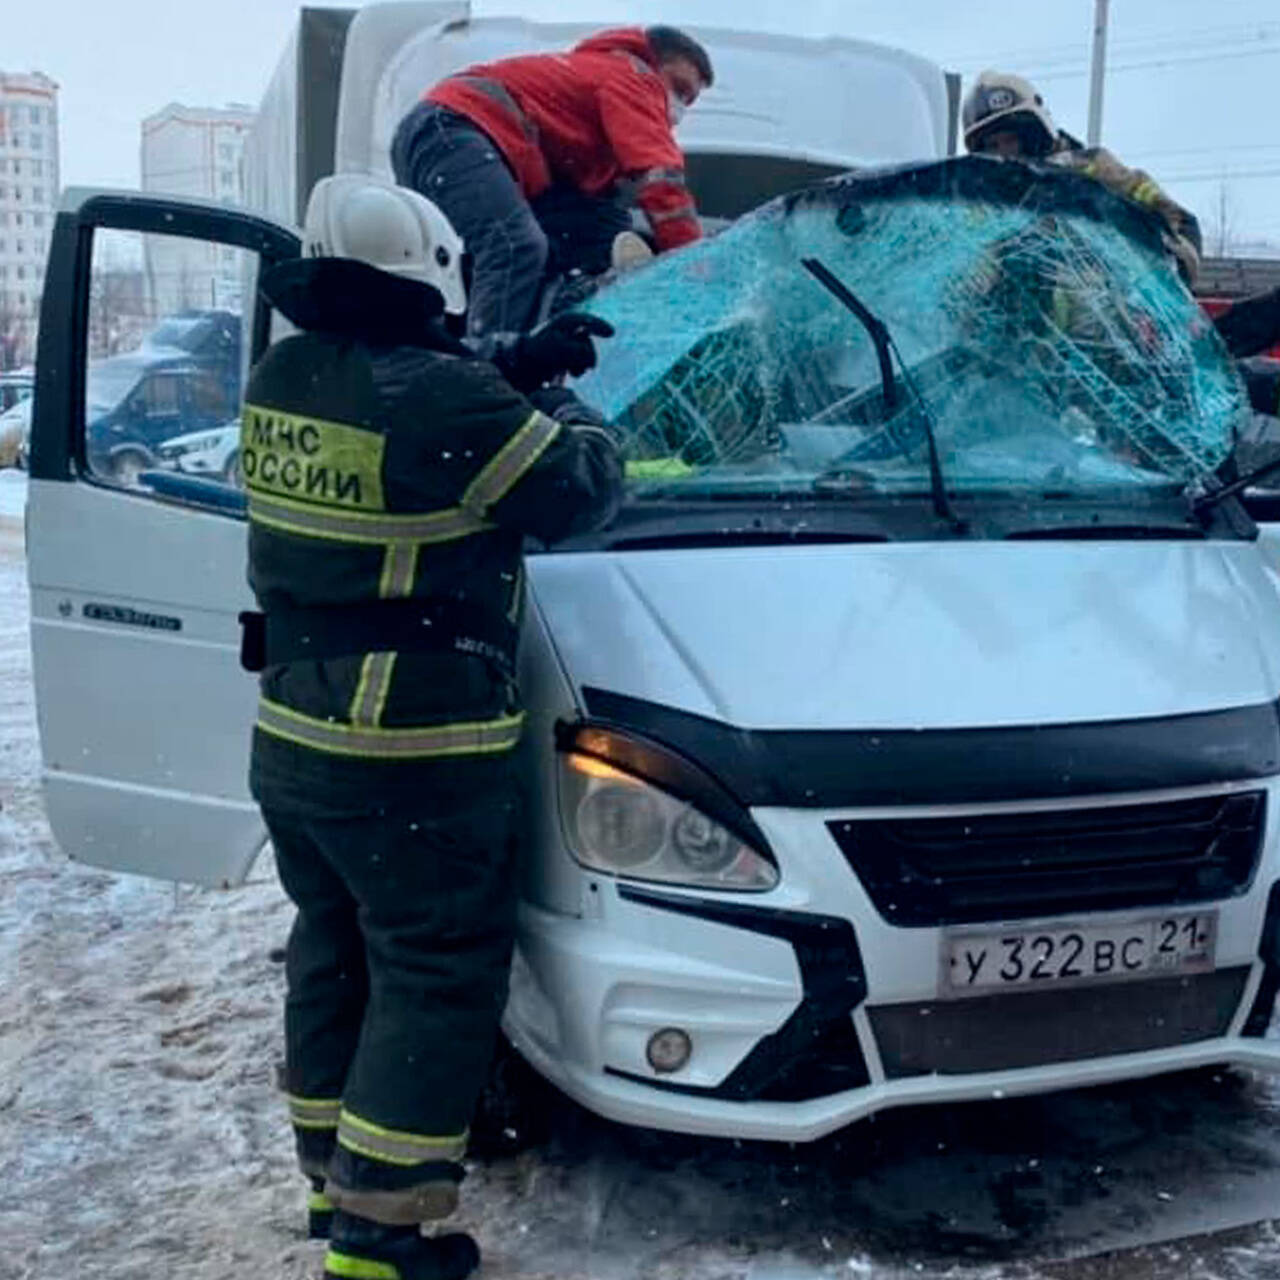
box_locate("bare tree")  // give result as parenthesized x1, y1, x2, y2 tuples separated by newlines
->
(87, 268, 149, 359)
(1210, 181, 1238, 258)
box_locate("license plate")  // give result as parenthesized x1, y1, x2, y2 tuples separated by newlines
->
(940, 910, 1217, 999)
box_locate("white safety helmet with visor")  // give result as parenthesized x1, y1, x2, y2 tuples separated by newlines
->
(302, 174, 469, 321)
(962, 70, 1058, 159)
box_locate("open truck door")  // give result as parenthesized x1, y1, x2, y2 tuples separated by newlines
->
(27, 190, 299, 887)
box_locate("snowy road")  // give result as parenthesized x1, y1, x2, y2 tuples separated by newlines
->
(7, 467, 1280, 1279)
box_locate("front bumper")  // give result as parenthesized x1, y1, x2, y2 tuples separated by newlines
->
(504, 785, 1280, 1142)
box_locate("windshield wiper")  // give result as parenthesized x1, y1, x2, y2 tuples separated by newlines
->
(801, 258, 899, 414)
(801, 258, 967, 534)
(1190, 454, 1280, 515)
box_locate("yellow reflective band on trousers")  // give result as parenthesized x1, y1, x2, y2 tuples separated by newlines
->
(309, 1189, 335, 1212)
(258, 698, 524, 759)
(337, 1108, 469, 1166)
(288, 1093, 343, 1130)
(324, 1251, 400, 1280)
(248, 490, 490, 546)
(462, 410, 560, 513)
(242, 404, 387, 511)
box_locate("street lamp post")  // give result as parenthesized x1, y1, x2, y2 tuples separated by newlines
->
(1087, 0, 1111, 146)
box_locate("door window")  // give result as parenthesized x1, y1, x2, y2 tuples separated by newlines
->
(84, 226, 250, 493)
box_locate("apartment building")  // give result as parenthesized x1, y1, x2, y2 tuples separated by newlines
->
(140, 103, 254, 316)
(0, 71, 58, 367)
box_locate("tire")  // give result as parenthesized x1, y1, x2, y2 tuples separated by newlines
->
(467, 1033, 555, 1159)
(109, 448, 152, 487)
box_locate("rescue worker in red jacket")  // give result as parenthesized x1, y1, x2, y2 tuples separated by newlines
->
(392, 25, 714, 337)
(238, 174, 621, 1280)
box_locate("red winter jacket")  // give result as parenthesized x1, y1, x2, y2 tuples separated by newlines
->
(425, 27, 702, 253)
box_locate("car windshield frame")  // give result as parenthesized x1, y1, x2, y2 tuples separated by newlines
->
(566, 157, 1251, 543)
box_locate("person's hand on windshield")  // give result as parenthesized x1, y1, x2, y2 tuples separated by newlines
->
(497, 314, 616, 392)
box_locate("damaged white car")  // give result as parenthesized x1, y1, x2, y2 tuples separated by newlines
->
(27, 153, 1280, 1142)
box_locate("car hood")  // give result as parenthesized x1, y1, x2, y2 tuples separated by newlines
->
(527, 540, 1280, 730)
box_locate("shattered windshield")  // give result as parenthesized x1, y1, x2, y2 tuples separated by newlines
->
(572, 158, 1249, 506)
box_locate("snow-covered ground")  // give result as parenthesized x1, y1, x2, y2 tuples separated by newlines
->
(9, 463, 1280, 1280)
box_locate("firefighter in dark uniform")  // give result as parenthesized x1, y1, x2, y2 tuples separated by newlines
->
(238, 174, 622, 1280)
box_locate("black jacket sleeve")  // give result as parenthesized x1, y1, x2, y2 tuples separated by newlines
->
(1241, 357, 1280, 418)
(391, 354, 622, 545)
(1214, 286, 1280, 360)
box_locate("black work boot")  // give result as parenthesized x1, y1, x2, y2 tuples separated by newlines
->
(308, 1175, 335, 1240)
(323, 1209, 480, 1280)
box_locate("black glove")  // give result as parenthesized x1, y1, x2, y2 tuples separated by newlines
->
(496, 313, 615, 392)
(526, 385, 611, 429)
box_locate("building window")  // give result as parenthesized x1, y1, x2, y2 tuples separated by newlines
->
(33, 188, 44, 203)
(218, 143, 233, 162)
(17, 266, 25, 280)
(31, 133, 42, 151)
(14, 214, 23, 227)
(29, 106, 41, 125)
(31, 160, 42, 177)
(32, 212, 44, 227)
(12, 160, 20, 176)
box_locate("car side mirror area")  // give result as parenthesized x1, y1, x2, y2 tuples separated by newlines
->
(1232, 414, 1280, 522)
(1242, 357, 1280, 421)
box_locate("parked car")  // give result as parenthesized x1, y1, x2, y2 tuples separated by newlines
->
(0, 371, 34, 468)
(85, 351, 239, 485)
(0, 369, 34, 413)
(143, 309, 241, 385)
(156, 420, 242, 488)
(0, 395, 31, 470)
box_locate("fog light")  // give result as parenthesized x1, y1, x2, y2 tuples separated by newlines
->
(646, 1027, 692, 1074)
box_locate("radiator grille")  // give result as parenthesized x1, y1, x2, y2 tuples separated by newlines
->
(829, 792, 1266, 927)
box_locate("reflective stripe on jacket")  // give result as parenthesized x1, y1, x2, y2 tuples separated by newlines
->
(1049, 144, 1202, 285)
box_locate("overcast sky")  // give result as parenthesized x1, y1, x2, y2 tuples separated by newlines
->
(10, 0, 1280, 249)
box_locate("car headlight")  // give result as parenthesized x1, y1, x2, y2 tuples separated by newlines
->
(559, 752, 778, 892)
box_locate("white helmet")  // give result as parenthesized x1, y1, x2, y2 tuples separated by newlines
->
(962, 70, 1058, 158)
(302, 174, 467, 318)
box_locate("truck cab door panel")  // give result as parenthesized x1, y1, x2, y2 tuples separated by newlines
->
(28, 190, 299, 887)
